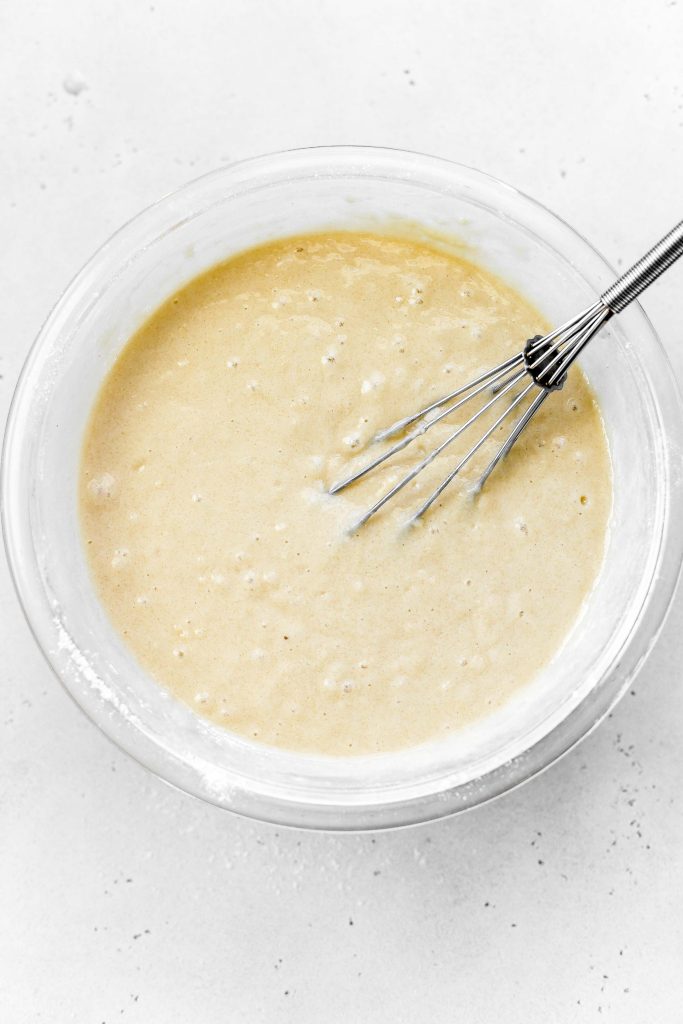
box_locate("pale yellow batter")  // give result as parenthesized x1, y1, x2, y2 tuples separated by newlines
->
(80, 232, 611, 755)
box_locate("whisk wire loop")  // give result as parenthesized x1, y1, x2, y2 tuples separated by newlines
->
(349, 369, 528, 531)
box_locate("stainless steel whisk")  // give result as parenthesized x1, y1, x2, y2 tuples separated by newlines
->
(330, 219, 683, 529)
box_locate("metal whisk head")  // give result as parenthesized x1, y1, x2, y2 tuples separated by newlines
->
(329, 301, 613, 529)
(329, 216, 683, 529)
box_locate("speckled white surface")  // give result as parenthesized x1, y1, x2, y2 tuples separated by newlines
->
(2, 1, 683, 1020)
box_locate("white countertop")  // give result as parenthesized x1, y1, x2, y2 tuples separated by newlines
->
(2, 1, 683, 1020)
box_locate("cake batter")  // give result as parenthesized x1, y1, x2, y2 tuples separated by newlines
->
(80, 232, 611, 754)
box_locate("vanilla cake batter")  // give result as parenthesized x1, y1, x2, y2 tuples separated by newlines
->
(80, 232, 611, 755)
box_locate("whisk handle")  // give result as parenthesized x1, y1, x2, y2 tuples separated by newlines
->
(600, 219, 683, 314)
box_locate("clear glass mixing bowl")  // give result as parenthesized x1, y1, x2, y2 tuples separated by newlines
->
(3, 147, 683, 830)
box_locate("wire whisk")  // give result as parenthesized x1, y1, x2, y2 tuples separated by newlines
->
(330, 218, 683, 530)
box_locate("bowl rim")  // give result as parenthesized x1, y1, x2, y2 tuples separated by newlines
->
(3, 144, 683, 831)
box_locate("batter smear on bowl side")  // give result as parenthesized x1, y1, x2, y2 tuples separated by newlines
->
(80, 232, 611, 754)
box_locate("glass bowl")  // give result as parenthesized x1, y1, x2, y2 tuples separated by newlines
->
(3, 147, 683, 830)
